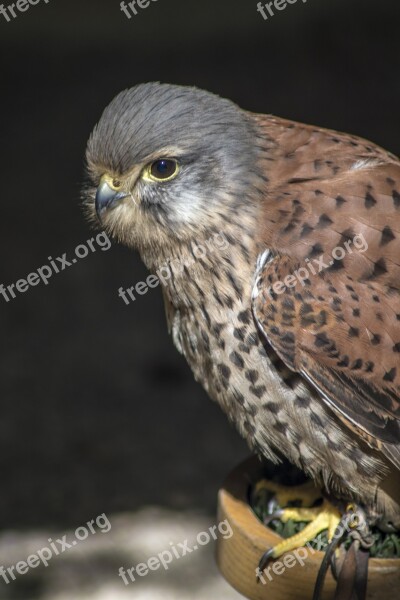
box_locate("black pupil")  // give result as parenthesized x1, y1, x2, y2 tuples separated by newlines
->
(152, 160, 175, 179)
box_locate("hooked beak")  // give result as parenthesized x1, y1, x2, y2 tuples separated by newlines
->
(95, 176, 128, 219)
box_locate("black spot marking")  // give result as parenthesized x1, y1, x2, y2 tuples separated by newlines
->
(295, 395, 310, 408)
(336, 195, 346, 207)
(250, 385, 266, 398)
(340, 228, 356, 242)
(301, 304, 314, 315)
(264, 401, 280, 414)
(309, 243, 324, 258)
(383, 368, 397, 382)
(238, 310, 251, 325)
(234, 327, 246, 342)
(239, 343, 250, 354)
(328, 258, 345, 272)
(315, 333, 330, 347)
(281, 332, 295, 344)
(224, 296, 234, 309)
(218, 363, 231, 380)
(247, 404, 258, 418)
(282, 221, 297, 234)
(371, 334, 381, 346)
(338, 355, 349, 367)
(310, 413, 324, 427)
(282, 297, 295, 311)
(380, 226, 396, 246)
(300, 223, 313, 237)
(367, 259, 388, 280)
(317, 214, 333, 228)
(245, 369, 259, 384)
(365, 192, 377, 209)
(229, 351, 244, 369)
(213, 323, 225, 336)
(351, 359, 363, 370)
(288, 177, 320, 184)
(393, 190, 400, 209)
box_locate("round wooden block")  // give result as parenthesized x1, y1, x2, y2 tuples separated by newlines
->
(216, 456, 400, 600)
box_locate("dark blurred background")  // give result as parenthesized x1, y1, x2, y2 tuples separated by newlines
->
(0, 0, 399, 598)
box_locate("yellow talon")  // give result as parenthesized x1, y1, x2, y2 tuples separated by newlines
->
(268, 501, 341, 559)
(255, 480, 342, 567)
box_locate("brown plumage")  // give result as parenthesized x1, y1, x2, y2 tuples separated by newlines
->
(84, 83, 400, 530)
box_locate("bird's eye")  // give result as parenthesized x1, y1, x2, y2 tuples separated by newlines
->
(146, 159, 179, 182)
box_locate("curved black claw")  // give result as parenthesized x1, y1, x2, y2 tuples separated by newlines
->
(258, 547, 275, 575)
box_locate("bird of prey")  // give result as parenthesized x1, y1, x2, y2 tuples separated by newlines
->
(83, 83, 400, 557)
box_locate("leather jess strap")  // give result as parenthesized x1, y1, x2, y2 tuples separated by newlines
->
(333, 541, 369, 600)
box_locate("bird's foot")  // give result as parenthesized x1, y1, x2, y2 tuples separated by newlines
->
(254, 480, 342, 573)
(258, 499, 341, 570)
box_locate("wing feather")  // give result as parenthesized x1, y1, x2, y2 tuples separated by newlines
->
(251, 120, 400, 468)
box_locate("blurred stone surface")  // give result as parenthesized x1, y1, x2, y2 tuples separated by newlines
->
(0, 508, 243, 599)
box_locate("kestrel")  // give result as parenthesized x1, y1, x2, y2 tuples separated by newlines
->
(83, 83, 400, 552)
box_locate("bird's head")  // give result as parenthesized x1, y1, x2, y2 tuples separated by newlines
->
(83, 83, 262, 254)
